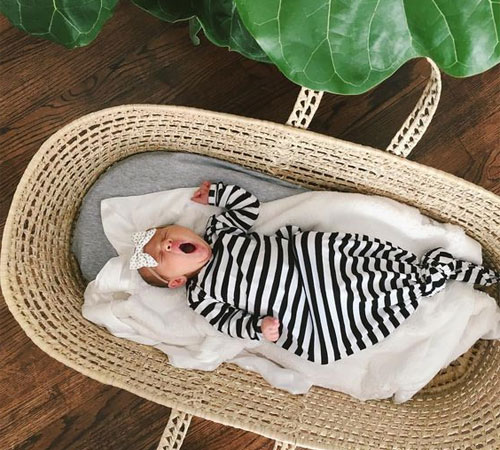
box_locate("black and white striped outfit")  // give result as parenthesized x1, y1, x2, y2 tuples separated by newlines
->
(186, 183, 499, 364)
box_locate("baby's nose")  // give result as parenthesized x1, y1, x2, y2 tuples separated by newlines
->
(164, 238, 173, 251)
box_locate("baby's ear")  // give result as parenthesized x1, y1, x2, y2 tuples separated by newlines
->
(168, 276, 187, 289)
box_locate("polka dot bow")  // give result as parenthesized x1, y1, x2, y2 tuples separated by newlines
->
(129, 229, 158, 270)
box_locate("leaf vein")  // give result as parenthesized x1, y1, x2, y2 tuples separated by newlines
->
(431, 0, 458, 64)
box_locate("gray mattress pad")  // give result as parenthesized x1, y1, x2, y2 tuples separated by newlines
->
(72, 151, 307, 281)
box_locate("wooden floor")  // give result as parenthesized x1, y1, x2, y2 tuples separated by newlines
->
(0, 2, 498, 449)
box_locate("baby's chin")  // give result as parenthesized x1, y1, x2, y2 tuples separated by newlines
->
(184, 248, 211, 280)
(198, 242, 212, 264)
(182, 241, 212, 274)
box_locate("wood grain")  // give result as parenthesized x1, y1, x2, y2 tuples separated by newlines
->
(0, 2, 498, 449)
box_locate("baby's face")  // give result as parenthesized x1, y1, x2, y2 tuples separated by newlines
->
(142, 225, 212, 287)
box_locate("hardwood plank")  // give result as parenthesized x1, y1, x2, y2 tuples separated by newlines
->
(182, 416, 276, 450)
(0, 2, 169, 127)
(12, 388, 170, 450)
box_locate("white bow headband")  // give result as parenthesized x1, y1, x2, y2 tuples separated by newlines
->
(129, 229, 158, 270)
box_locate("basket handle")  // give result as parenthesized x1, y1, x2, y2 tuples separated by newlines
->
(156, 409, 192, 450)
(156, 408, 296, 449)
(286, 57, 442, 158)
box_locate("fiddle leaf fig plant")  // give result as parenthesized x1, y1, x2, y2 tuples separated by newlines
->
(1, 0, 498, 94)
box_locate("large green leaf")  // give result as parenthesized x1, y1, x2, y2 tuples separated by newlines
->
(0, 0, 119, 48)
(132, 0, 269, 63)
(235, 0, 500, 94)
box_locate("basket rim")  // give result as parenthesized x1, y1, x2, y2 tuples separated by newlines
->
(1, 104, 499, 449)
(19, 103, 500, 202)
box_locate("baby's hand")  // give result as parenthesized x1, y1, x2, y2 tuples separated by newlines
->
(261, 317, 280, 342)
(191, 180, 211, 205)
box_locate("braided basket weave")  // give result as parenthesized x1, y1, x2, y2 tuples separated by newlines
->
(1, 59, 499, 449)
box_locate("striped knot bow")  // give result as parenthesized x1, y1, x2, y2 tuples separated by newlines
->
(419, 247, 499, 296)
(421, 248, 456, 278)
(129, 229, 158, 270)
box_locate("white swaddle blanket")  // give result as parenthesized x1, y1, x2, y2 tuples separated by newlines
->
(82, 188, 500, 403)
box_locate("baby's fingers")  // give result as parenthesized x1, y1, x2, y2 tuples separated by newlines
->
(199, 180, 211, 191)
(267, 331, 279, 342)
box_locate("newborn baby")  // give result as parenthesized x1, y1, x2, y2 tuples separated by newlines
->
(129, 181, 499, 364)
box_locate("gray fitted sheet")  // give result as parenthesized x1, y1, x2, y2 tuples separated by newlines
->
(71, 151, 307, 281)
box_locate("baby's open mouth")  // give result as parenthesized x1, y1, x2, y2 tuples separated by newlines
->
(180, 242, 196, 254)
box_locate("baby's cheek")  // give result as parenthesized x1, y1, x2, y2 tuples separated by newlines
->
(174, 254, 197, 274)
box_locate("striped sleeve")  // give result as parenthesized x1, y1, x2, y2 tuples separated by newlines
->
(205, 183, 260, 241)
(188, 286, 265, 341)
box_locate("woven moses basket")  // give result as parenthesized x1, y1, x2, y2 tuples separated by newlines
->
(2, 58, 499, 449)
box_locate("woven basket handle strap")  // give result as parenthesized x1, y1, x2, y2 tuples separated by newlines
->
(157, 409, 192, 450)
(156, 408, 296, 449)
(286, 57, 442, 158)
